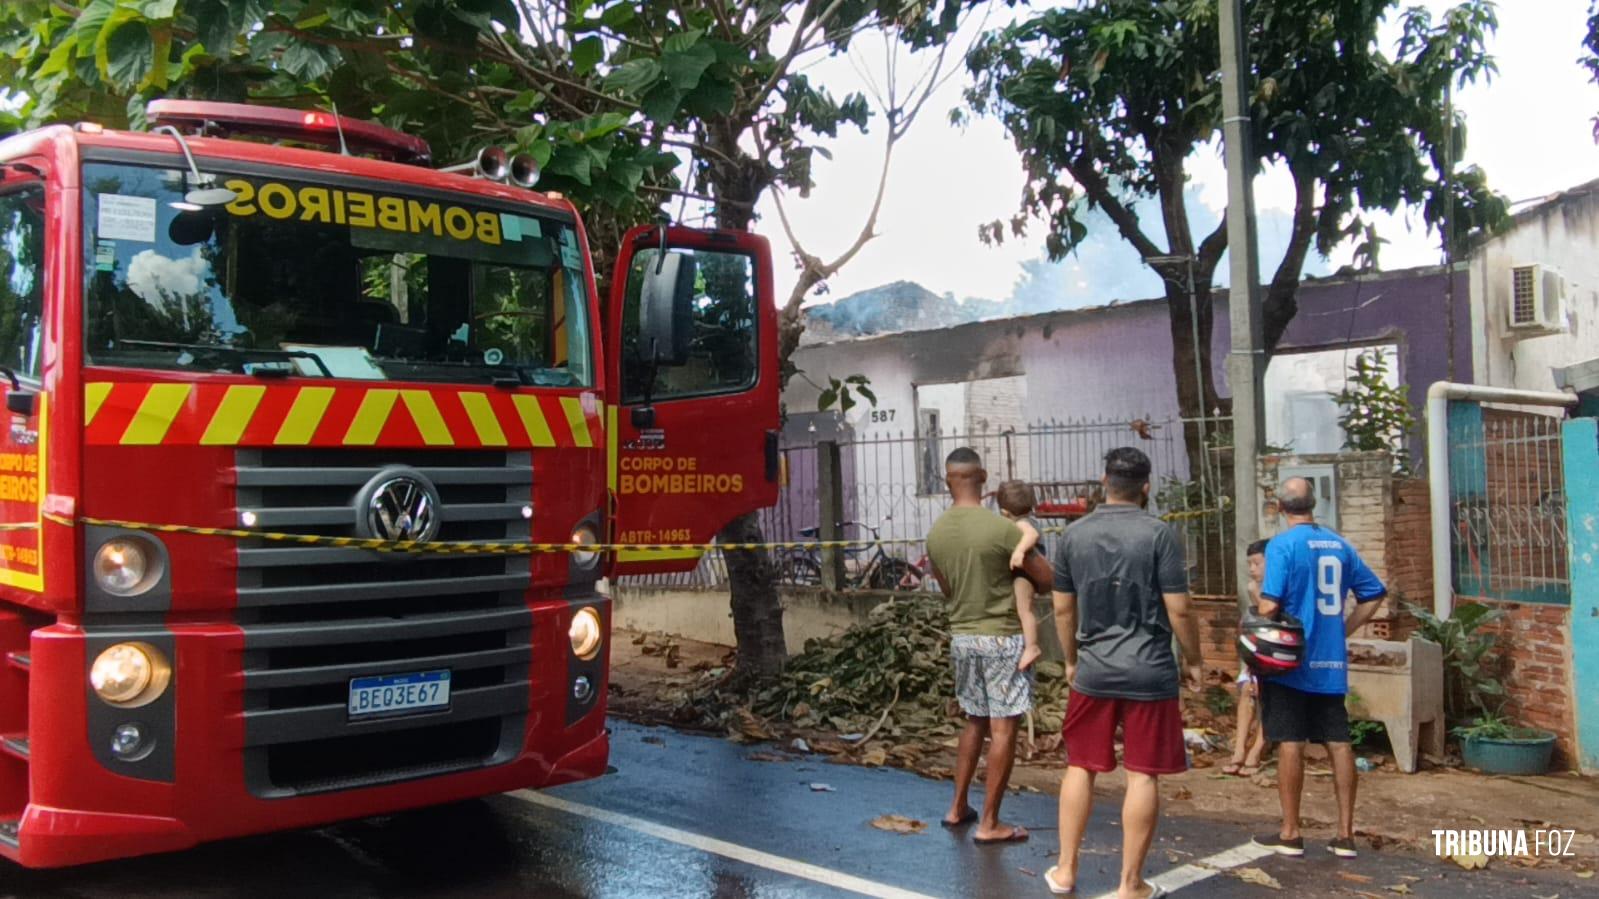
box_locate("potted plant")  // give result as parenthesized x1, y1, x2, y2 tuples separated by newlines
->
(1453, 710, 1557, 776)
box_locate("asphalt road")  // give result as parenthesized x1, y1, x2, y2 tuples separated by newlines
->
(0, 720, 1581, 898)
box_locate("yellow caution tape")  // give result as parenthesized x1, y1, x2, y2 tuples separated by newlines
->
(9, 504, 1229, 557)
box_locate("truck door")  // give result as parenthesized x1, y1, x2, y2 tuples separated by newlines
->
(606, 226, 779, 575)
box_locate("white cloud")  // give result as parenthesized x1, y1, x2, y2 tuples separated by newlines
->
(126, 246, 210, 304)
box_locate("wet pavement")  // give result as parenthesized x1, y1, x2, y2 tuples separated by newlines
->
(1, 720, 1582, 898)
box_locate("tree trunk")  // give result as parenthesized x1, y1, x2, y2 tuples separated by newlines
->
(1163, 280, 1222, 469)
(718, 511, 787, 679)
(701, 120, 787, 680)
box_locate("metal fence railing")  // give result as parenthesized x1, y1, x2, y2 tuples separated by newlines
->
(1447, 405, 1569, 604)
(618, 416, 1237, 599)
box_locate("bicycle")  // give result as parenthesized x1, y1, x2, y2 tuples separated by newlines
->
(779, 519, 915, 591)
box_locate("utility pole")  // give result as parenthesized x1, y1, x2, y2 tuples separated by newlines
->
(1220, 0, 1265, 616)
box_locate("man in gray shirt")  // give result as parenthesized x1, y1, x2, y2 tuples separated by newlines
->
(1042, 447, 1204, 899)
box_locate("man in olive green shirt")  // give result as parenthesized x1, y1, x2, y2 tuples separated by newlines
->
(926, 447, 1030, 844)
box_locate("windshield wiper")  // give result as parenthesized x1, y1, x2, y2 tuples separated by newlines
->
(369, 356, 541, 388)
(117, 340, 334, 378)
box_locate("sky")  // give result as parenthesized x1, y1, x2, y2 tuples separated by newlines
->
(757, 0, 1599, 311)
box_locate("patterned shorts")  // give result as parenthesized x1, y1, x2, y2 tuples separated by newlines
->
(952, 634, 1034, 719)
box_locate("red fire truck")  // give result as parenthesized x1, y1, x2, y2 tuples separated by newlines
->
(0, 101, 778, 867)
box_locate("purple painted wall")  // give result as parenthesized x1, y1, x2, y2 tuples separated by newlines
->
(1209, 266, 1473, 423)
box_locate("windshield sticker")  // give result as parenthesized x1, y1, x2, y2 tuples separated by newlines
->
(94, 240, 117, 272)
(97, 194, 157, 242)
(223, 179, 504, 246)
(280, 344, 388, 380)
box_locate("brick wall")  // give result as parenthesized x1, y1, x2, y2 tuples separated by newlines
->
(1460, 599, 1577, 768)
(1194, 597, 1244, 676)
(1380, 478, 1578, 768)
(1379, 479, 1432, 639)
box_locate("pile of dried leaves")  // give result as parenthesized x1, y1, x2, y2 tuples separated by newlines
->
(701, 596, 1073, 757)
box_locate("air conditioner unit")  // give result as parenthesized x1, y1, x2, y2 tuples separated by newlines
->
(1506, 263, 1568, 333)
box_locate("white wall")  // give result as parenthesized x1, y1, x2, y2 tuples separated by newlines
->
(1470, 185, 1599, 391)
(1263, 345, 1399, 454)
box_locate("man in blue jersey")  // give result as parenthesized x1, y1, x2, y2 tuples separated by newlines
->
(1252, 478, 1386, 861)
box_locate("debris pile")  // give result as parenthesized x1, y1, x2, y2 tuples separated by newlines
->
(743, 596, 1070, 750)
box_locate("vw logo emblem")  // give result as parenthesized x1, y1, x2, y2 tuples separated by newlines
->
(357, 469, 442, 542)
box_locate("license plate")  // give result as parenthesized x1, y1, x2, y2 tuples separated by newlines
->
(348, 670, 451, 718)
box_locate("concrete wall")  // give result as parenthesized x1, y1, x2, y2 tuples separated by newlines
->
(1469, 181, 1599, 393)
(612, 584, 890, 653)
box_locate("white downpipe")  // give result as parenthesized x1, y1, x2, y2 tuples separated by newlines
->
(1427, 382, 1578, 619)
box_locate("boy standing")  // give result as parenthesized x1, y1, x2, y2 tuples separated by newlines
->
(926, 448, 1031, 844)
(1224, 540, 1269, 776)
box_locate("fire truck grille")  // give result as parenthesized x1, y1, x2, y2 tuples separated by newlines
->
(233, 449, 533, 797)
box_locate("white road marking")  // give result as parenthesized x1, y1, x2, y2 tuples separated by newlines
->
(1087, 841, 1276, 898)
(510, 789, 940, 899)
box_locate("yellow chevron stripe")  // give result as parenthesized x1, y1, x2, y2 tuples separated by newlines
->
(274, 387, 335, 445)
(85, 382, 112, 426)
(606, 403, 619, 493)
(559, 397, 593, 448)
(511, 395, 556, 447)
(200, 385, 266, 445)
(459, 392, 507, 446)
(121, 384, 193, 445)
(343, 389, 399, 445)
(400, 390, 453, 445)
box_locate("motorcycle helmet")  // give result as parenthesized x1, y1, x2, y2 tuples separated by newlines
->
(1237, 612, 1305, 676)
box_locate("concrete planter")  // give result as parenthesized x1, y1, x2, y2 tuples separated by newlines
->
(1461, 731, 1556, 775)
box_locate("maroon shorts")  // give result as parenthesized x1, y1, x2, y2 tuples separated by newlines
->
(1061, 689, 1187, 775)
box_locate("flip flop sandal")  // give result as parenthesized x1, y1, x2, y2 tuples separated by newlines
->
(940, 808, 978, 828)
(973, 825, 1029, 845)
(1239, 764, 1261, 777)
(1043, 865, 1075, 895)
(1221, 762, 1244, 775)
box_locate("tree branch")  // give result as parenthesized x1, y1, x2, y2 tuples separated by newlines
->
(1065, 154, 1164, 260)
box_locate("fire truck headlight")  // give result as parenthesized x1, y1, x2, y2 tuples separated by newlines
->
(110, 722, 152, 761)
(93, 537, 161, 596)
(568, 607, 603, 660)
(90, 642, 172, 707)
(570, 523, 600, 568)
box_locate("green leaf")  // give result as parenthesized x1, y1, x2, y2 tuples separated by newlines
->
(572, 35, 604, 76)
(680, 79, 735, 118)
(600, 3, 636, 29)
(661, 42, 715, 91)
(137, 0, 178, 19)
(855, 385, 877, 406)
(662, 31, 702, 54)
(506, 89, 545, 115)
(99, 16, 154, 91)
(188, 0, 236, 56)
(817, 387, 838, 411)
(640, 84, 685, 123)
(280, 41, 338, 81)
(74, 0, 116, 55)
(603, 57, 660, 95)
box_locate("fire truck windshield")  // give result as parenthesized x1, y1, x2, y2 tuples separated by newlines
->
(82, 161, 592, 387)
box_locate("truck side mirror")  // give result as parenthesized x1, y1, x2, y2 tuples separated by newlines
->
(0, 367, 32, 417)
(5, 391, 35, 417)
(637, 251, 695, 366)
